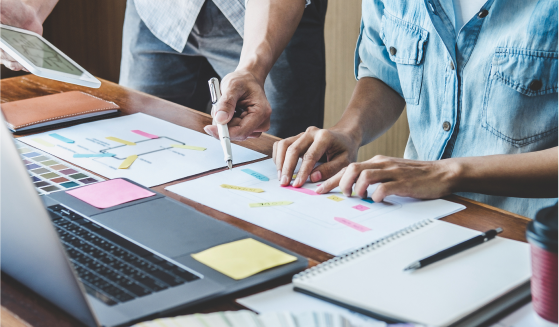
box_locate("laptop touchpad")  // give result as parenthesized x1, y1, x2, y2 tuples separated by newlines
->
(87, 198, 248, 258)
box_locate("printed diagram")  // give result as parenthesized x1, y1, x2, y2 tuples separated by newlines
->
(100, 137, 186, 160)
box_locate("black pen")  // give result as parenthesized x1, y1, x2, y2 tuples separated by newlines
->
(404, 227, 504, 272)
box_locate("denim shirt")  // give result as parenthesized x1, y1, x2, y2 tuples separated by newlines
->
(355, 0, 558, 218)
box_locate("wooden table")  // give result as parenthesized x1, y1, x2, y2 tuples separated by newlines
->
(0, 75, 533, 327)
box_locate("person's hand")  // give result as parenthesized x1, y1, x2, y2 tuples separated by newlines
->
(203, 70, 272, 141)
(273, 126, 360, 187)
(315, 155, 460, 202)
(0, 0, 44, 71)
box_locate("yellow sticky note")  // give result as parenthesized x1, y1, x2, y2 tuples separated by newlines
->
(327, 195, 344, 202)
(171, 144, 206, 151)
(249, 201, 293, 208)
(119, 155, 138, 169)
(106, 136, 136, 146)
(191, 238, 297, 280)
(220, 184, 264, 193)
(33, 138, 55, 147)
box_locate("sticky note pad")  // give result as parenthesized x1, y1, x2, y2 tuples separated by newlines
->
(191, 238, 297, 280)
(241, 168, 269, 181)
(220, 184, 264, 193)
(131, 130, 158, 139)
(33, 138, 55, 147)
(66, 179, 156, 209)
(49, 133, 74, 143)
(327, 195, 344, 202)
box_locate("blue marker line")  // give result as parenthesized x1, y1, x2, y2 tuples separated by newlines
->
(49, 133, 75, 143)
(241, 168, 269, 181)
(73, 153, 116, 158)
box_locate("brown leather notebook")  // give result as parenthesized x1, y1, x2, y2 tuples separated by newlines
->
(1, 91, 120, 134)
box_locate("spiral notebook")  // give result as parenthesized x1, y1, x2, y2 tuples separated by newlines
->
(293, 220, 532, 327)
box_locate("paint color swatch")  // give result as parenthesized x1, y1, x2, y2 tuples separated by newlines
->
(15, 139, 101, 194)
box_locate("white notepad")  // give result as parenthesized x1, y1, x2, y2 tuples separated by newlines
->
(293, 220, 531, 327)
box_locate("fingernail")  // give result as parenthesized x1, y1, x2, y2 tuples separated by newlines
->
(203, 126, 211, 135)
(310, 171, 322, 182)
(280, 175, 289, 185)
(215, 111, 228, 123)
(277, 170, 281, 180)
(294, 177, 301, 186)
(316, 185, 324, 193)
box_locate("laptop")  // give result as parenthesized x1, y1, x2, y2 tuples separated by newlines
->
(0, 119, 308, 327)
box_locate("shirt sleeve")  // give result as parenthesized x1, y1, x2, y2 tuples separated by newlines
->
(245, 0, 311, 7)
(354, 0, 403, 98)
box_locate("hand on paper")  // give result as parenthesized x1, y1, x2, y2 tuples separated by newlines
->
(203, 70, 272, 141)
(316, 156, 459, 202)
(273, 126, 360, 188)
(0, 0, 57, 71)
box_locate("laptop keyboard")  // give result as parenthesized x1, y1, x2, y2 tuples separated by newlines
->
(47, 204, 200, 306)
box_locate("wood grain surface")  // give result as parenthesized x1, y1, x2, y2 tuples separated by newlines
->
(0, 75, 531, 327)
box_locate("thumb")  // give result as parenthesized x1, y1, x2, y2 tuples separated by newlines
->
(214, 84, 242, 125)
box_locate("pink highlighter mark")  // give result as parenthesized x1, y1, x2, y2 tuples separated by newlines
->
(131, 130, 159, 139)
(334, 217, 371, 232)
(282, 185, 319, 195)
(352, 204, 370, 212)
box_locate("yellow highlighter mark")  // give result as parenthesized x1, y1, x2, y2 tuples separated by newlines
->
(106, 136, 136, 146)
(327, 195, 344, 202)
(191, 238, 297, 280)
(249, 201, 293, 208)
(220, 184, 264, 193)
(33, 138, 55, 147)
(119, 155, 138, 169)
(171, 144, 207, 151)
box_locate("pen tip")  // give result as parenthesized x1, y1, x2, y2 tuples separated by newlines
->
(404, 262, 420, 272)
(227, 160, 232, 170)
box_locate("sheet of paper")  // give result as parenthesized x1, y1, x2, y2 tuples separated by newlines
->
(19, 113, 265, 187)
(66, 178, 155, 209)
(166, 159, 465, 255)
(490, 303, 555, 327)
(236, 284, 386, 327)
(191, 238, 297, 280)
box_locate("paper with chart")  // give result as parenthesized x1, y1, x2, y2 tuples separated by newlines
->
(18, 113, 266, 187)
(166, 159, 465, 255)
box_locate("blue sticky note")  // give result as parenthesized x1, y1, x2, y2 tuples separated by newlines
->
(362, 198, 375, 203)
(49, 133, 75, 143)
(73, 153, 116, 158)
(241, 168, 269, 181)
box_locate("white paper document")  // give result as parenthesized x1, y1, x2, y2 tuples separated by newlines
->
(166, 159, 465, 255)
(236, 284, 386, 327)
(19, 113, 266, 187)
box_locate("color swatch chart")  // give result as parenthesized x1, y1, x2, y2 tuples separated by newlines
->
(15, 139, 101, 194)
(18, 113, 266, 187)
(167, 159, 466, 256)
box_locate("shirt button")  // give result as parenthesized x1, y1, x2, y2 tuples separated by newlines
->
(478, 10, 489, 18)
(450, 61, 455, 70)
(389, 47, 397, 56)
(442, 121, 451, 131)
(529, 80, 542, 91)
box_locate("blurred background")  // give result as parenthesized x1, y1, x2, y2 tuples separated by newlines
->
(0, 0, 409, 161)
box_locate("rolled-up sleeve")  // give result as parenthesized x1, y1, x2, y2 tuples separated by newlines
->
(354, 0, 403, 98)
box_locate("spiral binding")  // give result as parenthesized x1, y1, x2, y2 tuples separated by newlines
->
(293, 219, 435, 282)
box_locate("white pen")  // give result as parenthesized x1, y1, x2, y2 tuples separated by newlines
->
(208, 78, 233, 170)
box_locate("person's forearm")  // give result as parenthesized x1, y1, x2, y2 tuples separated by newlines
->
(331, 77, 406, 147)
(24, 0, 58, 22)
(238, 0, 305, 84)
(448, 147, 558, 198)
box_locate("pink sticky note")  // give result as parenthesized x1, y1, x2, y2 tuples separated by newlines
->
(352, 204, 370, 211)
(334, 217, 371, 232)
(66, 179, 156, 209)
(282, 185, 319, 195)
(131, 130, 158, 139)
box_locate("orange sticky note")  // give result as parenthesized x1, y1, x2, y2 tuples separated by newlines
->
(66, 179, 155, 209)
